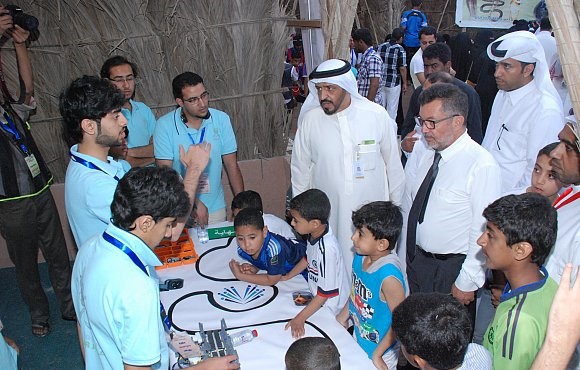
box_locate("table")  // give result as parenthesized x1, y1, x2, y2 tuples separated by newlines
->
(158, 225, 373, 370)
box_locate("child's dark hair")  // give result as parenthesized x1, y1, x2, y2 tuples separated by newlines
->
(289, 189, 330, 225)
(537, 142, 559, 158)
(233, 208, 264, 230)
(482, 193, 557, 266)
(352, 201, 402, 250)
(285, 337, 340, 370)
(392, 293, 471, 370)
(111, 167, 190, 231)
(231, 190, 263, 213)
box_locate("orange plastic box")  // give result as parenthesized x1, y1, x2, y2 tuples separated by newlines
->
(154, 228, 199, 270)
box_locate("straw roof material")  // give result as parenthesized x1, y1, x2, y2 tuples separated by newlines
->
(1, 0, 291, 182)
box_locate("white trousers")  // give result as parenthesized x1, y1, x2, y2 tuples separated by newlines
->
(380, 84, 401, 121)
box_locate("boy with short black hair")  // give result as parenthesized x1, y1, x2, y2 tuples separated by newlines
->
(338, 201, 407, 370)
(72, 166, 238, 369)
(230, 190, 294, 238)
(478, 192, 558, 370)
(392, 293, 492, 370)
(229, 208, 306, 286)
(285, 337, 341, 370)
(283, 189, 350, 338)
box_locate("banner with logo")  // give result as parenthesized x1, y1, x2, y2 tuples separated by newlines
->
(455, 0, 547, 29)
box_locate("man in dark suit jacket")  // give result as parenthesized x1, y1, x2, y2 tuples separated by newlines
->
(401, 43, 483, 158)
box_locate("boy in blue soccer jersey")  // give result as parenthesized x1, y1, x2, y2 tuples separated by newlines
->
(338, 201, 407, 370)
(229, 208, 306, 286)
(282, 189, 350, 339)
(230, 190, 295, 239)
(478, 193, 558, 370)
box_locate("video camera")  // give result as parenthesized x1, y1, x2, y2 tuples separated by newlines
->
(2, 4, 38, 32)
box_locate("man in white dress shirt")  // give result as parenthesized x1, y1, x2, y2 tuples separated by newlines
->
(291, 59, 405, 275)
(401, 83, 502, 312)
(535, 17, 558, 71)
(409, 26, 437, 89)
(482, 31, 563, 194)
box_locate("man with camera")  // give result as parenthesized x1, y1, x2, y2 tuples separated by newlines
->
(0, 6, 75, 338)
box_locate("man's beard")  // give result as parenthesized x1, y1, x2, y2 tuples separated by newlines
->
(96, 123, 122, 147)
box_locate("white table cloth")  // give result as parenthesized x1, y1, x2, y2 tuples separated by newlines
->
(158, 224, 373, 370)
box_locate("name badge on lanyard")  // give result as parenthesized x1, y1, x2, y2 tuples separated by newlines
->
(25, 154, 41, 177)
(0, 112, 41, 178)
(188, 127, 210, 194)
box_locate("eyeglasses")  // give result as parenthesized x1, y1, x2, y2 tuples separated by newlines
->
(109, 76, 135, 83)
(414, 114, 459, 130)
(182, 91, 210, 105)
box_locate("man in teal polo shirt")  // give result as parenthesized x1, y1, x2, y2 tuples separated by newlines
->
(101, 56, 156, 167)
(154, 72, 244, 225)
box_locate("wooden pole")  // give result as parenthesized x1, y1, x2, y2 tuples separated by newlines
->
(545, 0, 580, 117)
(436, 0, 451, 32)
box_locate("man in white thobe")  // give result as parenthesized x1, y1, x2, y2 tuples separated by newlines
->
(482, 31, 564, 194)
(291, 59, 405, 275)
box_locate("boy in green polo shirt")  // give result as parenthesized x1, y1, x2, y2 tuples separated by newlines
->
(477, 193, 558, 369)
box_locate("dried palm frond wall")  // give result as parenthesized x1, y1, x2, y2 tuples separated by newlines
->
(321, 0, 359, 60)
(0, 0, 291, 182)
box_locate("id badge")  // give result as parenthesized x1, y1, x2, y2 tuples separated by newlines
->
(353, 160, 365, 178)
(353, 147, 364, 179)
(196, 173, 210, 194)
(357, 140, 378, 172)
(25, 154, 41, 178)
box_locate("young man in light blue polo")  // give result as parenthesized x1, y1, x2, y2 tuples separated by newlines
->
(72, 166, 238, 370)
(154, 72, 244, 226)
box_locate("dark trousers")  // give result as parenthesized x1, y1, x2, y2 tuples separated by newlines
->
(407, 248, 477, 332)
(404, 46, 420, 83)
(0, 188, 74, 324)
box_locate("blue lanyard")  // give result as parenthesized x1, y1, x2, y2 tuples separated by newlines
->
(102, 232, 172, 331)
(0, 112, 29, 154)
(187, 126, 206, 145)
(70, 151, 120, 181)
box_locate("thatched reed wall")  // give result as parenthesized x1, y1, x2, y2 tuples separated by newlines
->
(321, 0, 359, 60)
(1, 1, 291, 182)
(356, 0, 462, 45)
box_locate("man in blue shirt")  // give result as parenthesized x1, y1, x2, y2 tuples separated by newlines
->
(72, 166, 238, 370)
(101, 56, 156, 167)
(401, 0, 428, 81)
(61, 75, 212, 247)
(401, 0, 428, 50)
(155, 72, 244, 226)
(61, 76, 128, 247)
